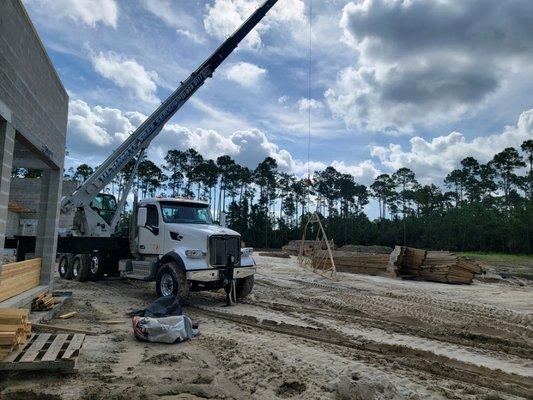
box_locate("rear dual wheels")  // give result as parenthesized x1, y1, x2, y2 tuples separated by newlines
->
(58, 253, 74, 280)
(59, 253, 106, 282)
(72, 254, 90, 282)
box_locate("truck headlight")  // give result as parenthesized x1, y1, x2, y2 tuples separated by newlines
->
(185, 249, 205, 259)
(241, 247, 254, 257)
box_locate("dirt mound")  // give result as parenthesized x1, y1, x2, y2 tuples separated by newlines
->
(276, 380, 307, 397)
(258, 251, 291, 258)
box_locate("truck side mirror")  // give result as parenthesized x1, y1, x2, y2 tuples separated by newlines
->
(137, 207, 147, 227)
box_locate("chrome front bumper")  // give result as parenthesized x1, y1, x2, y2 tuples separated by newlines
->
(186, 266, 256, 282)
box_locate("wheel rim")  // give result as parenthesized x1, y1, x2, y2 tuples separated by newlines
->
(59, 259, 67, 275)
(160, 273, 174, 297)
(72, 260, 79, 277)
(90, 256, 99, 274)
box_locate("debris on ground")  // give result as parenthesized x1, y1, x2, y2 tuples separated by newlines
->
(59, 311, 77, 319)
(389, 246, 484, 284)
(2, 255, 531, 399)
(0, 309, 31, 360)
(130, 295, 198, 344)
(31, 292, 55, 311)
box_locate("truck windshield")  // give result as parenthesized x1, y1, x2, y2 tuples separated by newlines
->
(160, 202, 212, 224)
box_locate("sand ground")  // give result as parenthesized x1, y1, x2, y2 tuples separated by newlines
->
(1, 254, 532, 399)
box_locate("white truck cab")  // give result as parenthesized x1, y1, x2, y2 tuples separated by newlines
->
(119, 198, 256, 299)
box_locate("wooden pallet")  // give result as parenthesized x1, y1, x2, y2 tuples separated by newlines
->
(0, 333, 85, 371)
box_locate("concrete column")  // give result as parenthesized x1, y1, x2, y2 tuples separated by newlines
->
(35, 168, 63, 287)
(0, 120, 15, 281)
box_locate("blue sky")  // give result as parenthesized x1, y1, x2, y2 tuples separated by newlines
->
(23, 0, 533, 189)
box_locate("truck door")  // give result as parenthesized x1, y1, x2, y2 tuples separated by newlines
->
(138, 204, 161, 254)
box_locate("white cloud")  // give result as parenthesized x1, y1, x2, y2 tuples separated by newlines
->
(371, 108, 533, 183)
(203, 0, 305, 49)
(67, 99, 376, 185)
(67, 99, 141, 151)
(224, 62, 267, 87)
(91, 51, 160, 104)
(142, 0, 204, 42)
(326, 0, 533, 133)
(27, 0, 118, 28)
(297, 98, 324, 113)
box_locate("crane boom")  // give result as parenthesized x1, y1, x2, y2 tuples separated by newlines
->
(61, 0, 279, 217)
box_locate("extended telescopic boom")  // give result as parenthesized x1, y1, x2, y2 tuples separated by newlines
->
(61, 0, 279, 216)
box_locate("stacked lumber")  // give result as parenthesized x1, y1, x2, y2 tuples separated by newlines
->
(314, 250, 390, 276)
(338, 245, 392, 255)
(0, 258, 42, 302)
(388, 246, 483, 284)
(0, 309, 32, 360)
(31, 292, 55, 311)
(387, 246, 427, 278)
(420, 251, 483, 284)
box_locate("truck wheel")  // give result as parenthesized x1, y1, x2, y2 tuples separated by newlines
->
(88, 254, 104, 281)
(236, 275, 254, 299)
(155, 262, 189, 299)
(58, 253, 74, 280)
(72, 254, 90, 282)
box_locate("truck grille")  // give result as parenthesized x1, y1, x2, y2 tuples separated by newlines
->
(209, 236, 241, 267)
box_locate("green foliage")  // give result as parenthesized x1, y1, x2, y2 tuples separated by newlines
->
(79, 140, 532, 254)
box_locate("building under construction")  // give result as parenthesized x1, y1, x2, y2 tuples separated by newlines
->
(0, 0, 68, 306)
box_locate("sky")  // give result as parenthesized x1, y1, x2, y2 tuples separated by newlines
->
(23, 0, 533, 190)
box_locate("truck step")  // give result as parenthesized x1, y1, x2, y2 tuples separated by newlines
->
(122, 272, 153, 282)
(119, 259, 156, 281)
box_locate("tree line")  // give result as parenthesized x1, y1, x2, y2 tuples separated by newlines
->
(62, 139, 532, 254)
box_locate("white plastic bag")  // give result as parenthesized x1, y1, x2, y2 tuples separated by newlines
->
(132, 315, 198, 343)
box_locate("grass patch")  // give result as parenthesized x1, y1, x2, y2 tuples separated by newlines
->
(459, 252, 533, 264)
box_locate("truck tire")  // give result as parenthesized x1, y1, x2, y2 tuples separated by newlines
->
(236, 275, 254, 299)
(58, 253, 74, 280)
(155, 262, 189, 299)
(72, 254, 90, 282)
(88, 253, 104, 281)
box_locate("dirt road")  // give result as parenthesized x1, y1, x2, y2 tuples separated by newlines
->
(1, 255, 532, 399)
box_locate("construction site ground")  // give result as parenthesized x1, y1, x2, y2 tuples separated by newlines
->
(1, 254, 532, 400)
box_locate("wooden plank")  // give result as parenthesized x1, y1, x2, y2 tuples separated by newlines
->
(19, 333, 51, 362)
(62, 334, 85, 359)
(0, 309, 29, 317)
(1, 258, 41, 272)
(59, 312, 78, 319)
(41, 334, 69, 362)
(3, 334, 36, 362)
(0, 358, 75, 371)
(32, 323, 97, 336)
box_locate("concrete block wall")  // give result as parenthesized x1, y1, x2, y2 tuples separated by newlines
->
(7, 178, 79, 235)
(0, 0, 68, 168)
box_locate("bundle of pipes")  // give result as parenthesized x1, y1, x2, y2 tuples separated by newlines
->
(389, 246, 483, 284)
(313, 250, 390, 276)
(0, 309, 31, 360)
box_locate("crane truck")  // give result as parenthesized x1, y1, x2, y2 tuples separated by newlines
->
(21, 0, 280, 299)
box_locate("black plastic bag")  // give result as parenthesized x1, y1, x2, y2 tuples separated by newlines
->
(128, 295, 182, 318)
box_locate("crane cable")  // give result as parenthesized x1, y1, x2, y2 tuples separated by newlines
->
(305, 0, 314, 214)
(307, 0, 312, 183)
